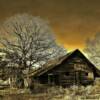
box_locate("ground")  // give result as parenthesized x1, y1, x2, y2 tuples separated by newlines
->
(0, 79, 100, 100)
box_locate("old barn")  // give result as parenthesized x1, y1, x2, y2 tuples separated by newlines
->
(29, 49, 100, 87)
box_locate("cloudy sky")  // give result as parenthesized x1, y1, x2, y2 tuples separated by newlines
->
(0, 0, 100, 51)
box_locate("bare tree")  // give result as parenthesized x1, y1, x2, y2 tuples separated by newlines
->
(0, 14, 67, 69)
(84, 33, 100, 69)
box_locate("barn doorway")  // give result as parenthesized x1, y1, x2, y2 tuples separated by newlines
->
(74, 71, 89, 85)
(74, 71, 82, 85)
(48, 74, 59, 85)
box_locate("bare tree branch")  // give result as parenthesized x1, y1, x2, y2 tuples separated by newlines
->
(84, 33, 100, 69)
(0, 14, 67, 70)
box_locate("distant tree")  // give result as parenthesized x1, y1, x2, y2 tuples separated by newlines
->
(84, 33, 100, 69)
(0, 14, 67, 69)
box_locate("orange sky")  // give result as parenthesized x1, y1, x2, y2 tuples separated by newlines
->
(0, 0, 100, 51)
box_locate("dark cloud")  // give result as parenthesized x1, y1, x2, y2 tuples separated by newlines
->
(0, 0, 100, 50)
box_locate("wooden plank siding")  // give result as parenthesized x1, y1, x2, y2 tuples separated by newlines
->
(31, 49, 100, 87)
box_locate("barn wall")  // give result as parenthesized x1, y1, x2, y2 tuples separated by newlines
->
(36, 54, 95, 86)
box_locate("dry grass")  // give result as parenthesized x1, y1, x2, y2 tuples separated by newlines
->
(0, 79, 100, 100)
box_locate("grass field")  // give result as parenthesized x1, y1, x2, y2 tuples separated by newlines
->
(0, 79, 100, 100)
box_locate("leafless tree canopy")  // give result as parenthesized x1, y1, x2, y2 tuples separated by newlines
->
(0, 14, 67, 69)
(84, 33, 100, 69)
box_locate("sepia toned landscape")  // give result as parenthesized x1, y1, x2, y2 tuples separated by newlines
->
(0, 0, 100, 100)
(0, 13, 99, 100)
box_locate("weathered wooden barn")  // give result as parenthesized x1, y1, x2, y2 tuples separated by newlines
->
(28, 49, 100, 87)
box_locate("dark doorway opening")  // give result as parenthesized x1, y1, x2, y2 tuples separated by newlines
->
(74, 71, 82, 85)
(48, 74, 59, 85)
